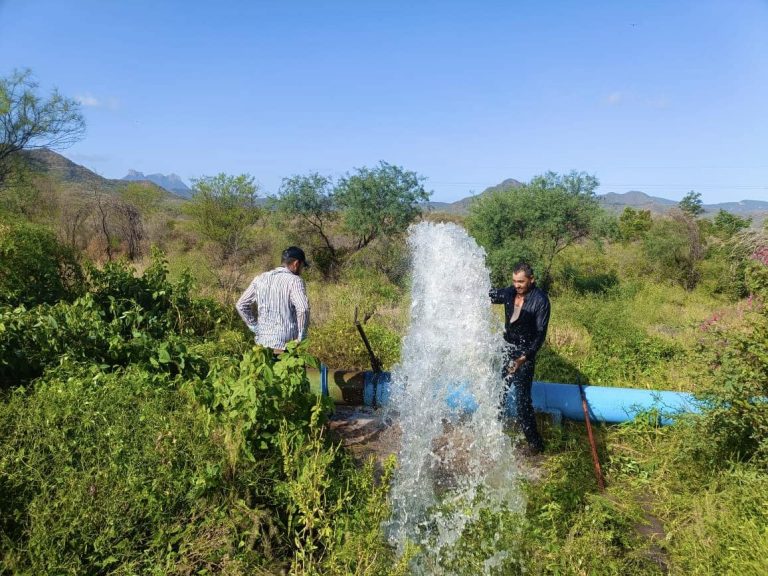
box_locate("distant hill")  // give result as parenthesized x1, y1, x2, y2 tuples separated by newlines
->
(428, 180, 768, 223)
(22, 149, 123, 192)
(123, 170, 192, 198)
(597, 191, 677, 213)
(20, 149, 173, 200)
(703, 199, 768, 216)
(426, 178, 524, 214)
(597, 190, 768, 220)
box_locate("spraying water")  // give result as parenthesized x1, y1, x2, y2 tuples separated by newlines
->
(386, 222, 525, 572)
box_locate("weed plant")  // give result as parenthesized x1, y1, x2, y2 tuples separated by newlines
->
(306, 268, 405, 370)
(0, 218, 83, 308)
(539, 281, 720, 391)
(3, 205, 767, 574)
(513, 248, 768, 575)
(0, 250, 401, 575)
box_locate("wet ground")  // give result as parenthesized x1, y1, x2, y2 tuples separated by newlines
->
(328, 409, 670, 572)
(328, 406, 401, 471)
(327, 405, 546, 483)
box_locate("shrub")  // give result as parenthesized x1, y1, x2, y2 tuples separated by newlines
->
(694, 302, 768, 466)
(0, 251, 225, 387)
(745, 257, 768, 298)
(0, 218, 83, 307)
(198, 343, 324, 454)
(0, 367, 265, 574)
(642, 212, 704, 290)
(309, 316, 401, 371)
(86, 250, 224, 338)
(0, 295, 212, 387)
(697, 250, 748, 300)
(0, 340, 399, 574)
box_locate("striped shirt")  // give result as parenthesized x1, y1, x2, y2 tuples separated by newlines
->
(236, 266, 310, 350)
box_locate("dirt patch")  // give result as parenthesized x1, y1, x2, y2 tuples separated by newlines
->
(327, 406, 401, 474)
(328, 406, 548, 485)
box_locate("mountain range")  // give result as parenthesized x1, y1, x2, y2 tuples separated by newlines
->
(429, 181, 768, 220)
(20, 150, 179, 202)
(19, 150, 768, 221)
(122, 170, 192, 198)
(597, 190, 768, 216)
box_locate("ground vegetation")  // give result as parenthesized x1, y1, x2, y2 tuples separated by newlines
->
(1, 109, 766, 572)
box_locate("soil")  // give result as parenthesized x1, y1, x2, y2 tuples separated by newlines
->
(327, 406, 401, 475)
(327, 406, 547, 484)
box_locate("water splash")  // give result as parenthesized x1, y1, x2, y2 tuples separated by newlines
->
(386, 222, 524, 572)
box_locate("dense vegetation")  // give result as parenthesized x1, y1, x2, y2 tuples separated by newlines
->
(0, 244, 403, 574)
(1, 70, 767, 574)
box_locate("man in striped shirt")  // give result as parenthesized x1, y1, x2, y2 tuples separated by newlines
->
(236, 246, 310, 353)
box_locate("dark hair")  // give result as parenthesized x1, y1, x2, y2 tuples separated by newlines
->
(513, 261, 534, 278)
(281, 246, 307, 266)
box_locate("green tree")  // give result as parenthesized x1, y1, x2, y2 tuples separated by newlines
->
(712, 209, 751, 239)
(642, 211, 705, 290)
(679, 190, 704, 217)
(618, 207, 653, 242)
(120, 182, 164, 217)
(274, 163, 429, 278)
(467, 171, 602, 285)
(0, 69, 85, 186)
(185, 173, 261, 262)
(272, 173, 339, 275)
(0, 218, 83, 307)
(726, 229, 768, 297)
(0, 159, 49, 218)
(334, 161, 430, 250)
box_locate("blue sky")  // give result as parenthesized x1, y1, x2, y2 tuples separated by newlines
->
(1, 0, 767, 204)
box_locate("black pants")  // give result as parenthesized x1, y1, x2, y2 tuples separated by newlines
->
(503, 345, 544, 451)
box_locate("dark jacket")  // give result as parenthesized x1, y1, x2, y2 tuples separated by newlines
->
(489, 285, 551, 360)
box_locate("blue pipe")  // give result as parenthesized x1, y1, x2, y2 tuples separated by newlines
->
(319, 368, 702, 425)
(530, 380, 700, 425)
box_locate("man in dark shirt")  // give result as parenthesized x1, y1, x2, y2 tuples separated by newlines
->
(489, 262, 551, 454)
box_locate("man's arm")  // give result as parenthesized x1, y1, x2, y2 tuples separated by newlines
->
(489, 287, 508, 304)
(289, 277, 310, 341)
(523, 294, 551, 360)
(235, 278, 259, 332)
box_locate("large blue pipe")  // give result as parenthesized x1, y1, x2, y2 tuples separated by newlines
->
(315, 368, 701, 425)
(529, 380, 701, 425)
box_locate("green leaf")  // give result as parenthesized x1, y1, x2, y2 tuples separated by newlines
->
(158, 347, 171, 364)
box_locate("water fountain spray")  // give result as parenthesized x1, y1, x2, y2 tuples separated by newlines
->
(385, 222, 525, 571)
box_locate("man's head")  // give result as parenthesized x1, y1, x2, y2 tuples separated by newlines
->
(512, 261, 535, 295)
(282, 246, 309, 275)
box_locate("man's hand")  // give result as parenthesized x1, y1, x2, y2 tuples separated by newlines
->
(507, 356, 527, 374)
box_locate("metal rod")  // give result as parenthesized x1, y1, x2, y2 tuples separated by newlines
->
(353, 306, 382, 373)
(579, 383, 606, 491)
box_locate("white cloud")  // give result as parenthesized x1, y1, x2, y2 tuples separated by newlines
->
(605, 91, 624, 105)
(76, 93, 101, 107)
(76, 93, 120, 110)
